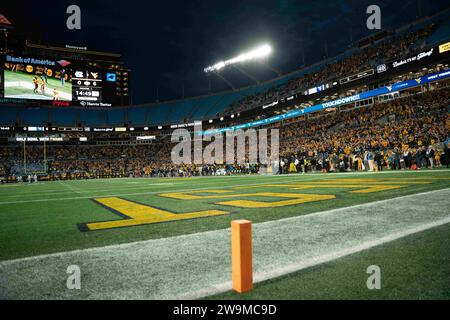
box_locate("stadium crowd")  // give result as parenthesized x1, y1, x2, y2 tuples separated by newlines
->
(1, 88, 449, 182)
(0, 142, 259, 180)
(277, 90, 449, 173)
(226, 24, 435, 115)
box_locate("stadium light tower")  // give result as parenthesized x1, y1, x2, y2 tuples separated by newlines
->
(204, 44, 272, 73)
(204, 43, 272, 89)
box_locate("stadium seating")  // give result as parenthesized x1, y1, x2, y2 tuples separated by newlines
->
(147, 103, 171, 125)
(1, 88, 448, 180)
(0, 107, 17, 125)
(189, 94, 224, 120)
(127, 106, 148, 126)
(79, 109, 106, 126)
(1, 12, 448, 129)
(428, 23, 450, 45)
(51, 108, 78, 126)
(19, 107, 49, 126)
(106, 108, 126, 126)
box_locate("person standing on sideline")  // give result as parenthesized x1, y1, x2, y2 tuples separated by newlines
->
(427, 146, 435, 169)
(445, 140, 450, 168)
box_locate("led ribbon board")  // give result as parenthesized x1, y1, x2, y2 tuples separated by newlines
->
(203, 69, 450, 135)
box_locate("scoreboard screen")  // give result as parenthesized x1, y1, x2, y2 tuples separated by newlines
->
(72, 69, 103, 104)
(1, 53, 129, 107)
(3, 55, 72, 102)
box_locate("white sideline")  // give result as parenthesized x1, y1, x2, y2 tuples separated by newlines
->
(1, 188, 449, 299)
(177, 215, 450, 299)
(1, 187, 448, 266)
(0, 170, 448, 205)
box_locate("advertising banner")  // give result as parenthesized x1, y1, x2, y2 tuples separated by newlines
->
(203, 68, 450, 135)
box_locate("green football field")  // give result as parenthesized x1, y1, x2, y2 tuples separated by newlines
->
(4, 69, 72, 101)
(0, 170, 449, 299)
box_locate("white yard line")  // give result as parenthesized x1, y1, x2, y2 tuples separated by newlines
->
(58, 181, 83, 195)
(1, 188, 449, 299)
(0, 170, 448, 205)
(0, 175, 328, 204)
(2, 187, 447, 265)
(0, 168, 448, 196)
(0, 183, 179, 199)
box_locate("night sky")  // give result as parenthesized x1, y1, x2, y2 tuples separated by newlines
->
(3, 0, 449, 103)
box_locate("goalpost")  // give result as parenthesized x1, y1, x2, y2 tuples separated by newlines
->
(22, 140, 48, 175)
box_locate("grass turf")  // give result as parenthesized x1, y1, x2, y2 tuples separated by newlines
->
(0, 170, 449, 262)
(206, 222, 450, 300)
(4, 69, 72, 100)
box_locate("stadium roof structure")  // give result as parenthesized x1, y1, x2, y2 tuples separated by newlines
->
(1, 9, 449, 129)
(25, 41, 122, 59)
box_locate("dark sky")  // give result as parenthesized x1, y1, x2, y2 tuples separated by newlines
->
(3, 0, 449, 103)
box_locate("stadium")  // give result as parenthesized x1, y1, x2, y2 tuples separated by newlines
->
(1, 1, 450, 306)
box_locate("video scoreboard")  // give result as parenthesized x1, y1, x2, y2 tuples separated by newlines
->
(0, 49, 130, 107)
(72, 69, 103, 104)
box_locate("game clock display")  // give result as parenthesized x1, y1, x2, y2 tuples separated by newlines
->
(1, 54, 121, 107)
(72, 69, 103, 103)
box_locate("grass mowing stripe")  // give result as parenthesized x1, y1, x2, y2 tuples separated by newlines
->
(1, 171, 448, 262)
(207, 222, 450, 300)
(190, 217, 450, 300)
(1, 171, 449, 204)
(1, 188, 448, 299)
(0, 175, 341, 204)
(180, 188, 450, 299)
(0, 183, 195, 197)
(4, 187, 446, 263)
(1, 169, 448, 197)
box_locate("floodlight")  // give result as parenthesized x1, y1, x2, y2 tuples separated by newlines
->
(204, 44, 272, 73)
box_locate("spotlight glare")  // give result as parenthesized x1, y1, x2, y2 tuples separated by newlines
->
(204, 44, 272, 73)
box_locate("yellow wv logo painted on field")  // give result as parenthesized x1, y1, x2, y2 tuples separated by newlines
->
(80, 178, 437, 231)
(80, 192, 336, 231)
(80, 197, 228, 231)
(217, 192, 335, 208)
(159, 191, 335, 208)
